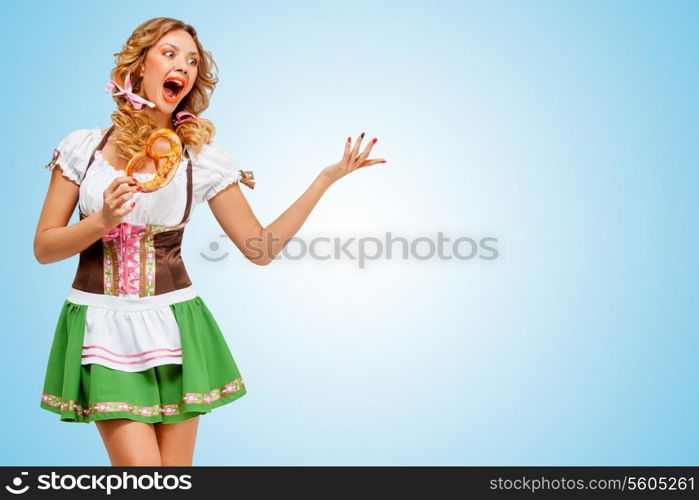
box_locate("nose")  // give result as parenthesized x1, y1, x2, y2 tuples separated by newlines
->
(174, 56, 188, 74)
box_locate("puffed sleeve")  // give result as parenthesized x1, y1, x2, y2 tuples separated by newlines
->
(45, 128, 99, 186)
(191, 140, 255, 204)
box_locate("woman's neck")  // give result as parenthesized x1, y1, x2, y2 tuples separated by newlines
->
(143, 108, 174, 130)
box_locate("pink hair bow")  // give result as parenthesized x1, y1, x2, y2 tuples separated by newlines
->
(105, 73, 155, 110)
(173, 111, 199, 127)
(102, 221, 147, 295)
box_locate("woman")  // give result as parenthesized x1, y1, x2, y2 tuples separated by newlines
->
(34, 17, 386, 466)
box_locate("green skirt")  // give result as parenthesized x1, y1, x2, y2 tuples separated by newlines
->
(40, 296, 247, 424)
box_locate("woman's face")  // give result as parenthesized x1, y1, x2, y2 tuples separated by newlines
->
(139, 29, 199, 113)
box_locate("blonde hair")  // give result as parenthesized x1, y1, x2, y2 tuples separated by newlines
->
(108, 17, 219, 161)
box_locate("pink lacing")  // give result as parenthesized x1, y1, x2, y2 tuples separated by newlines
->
(102, 222, 147, 295)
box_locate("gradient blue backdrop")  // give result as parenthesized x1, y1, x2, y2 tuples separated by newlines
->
(1, 0, 697, 465)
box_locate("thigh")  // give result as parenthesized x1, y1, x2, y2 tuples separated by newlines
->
(154, 416, 200, 466)
(95, 419, 162, 466)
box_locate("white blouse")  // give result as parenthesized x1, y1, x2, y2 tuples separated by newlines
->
(47, 126, 246, 372)
(52, 126, 244, 225)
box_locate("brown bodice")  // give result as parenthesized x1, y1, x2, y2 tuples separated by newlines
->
(72, 125, 195, 297)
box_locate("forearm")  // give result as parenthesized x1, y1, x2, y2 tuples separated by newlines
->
(252, 173, 333, 265)
(34, 210, 110, 265)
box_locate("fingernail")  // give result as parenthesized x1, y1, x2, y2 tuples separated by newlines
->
(137, 186, 143, 191)
(131, 201, 136, 207)
(131, 178, 137, 183)
(372, 138, 377, 144)
(380, 160, 386, 163)
(360, 132, 365, 139)
(347, 137, 351, 143)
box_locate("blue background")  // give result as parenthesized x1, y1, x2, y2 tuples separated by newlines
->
(1, 0, 697, 465)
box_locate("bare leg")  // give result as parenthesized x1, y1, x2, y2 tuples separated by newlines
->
(154, 416, 200, 466)
(95, 419, 162, 466)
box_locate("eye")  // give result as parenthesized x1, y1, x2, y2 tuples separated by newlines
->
(163, 50, 174, 57)
(188, 58, 199, 66)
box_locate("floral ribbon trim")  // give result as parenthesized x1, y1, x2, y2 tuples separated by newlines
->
(41, 377, 245, 418)
(239, 170, 255, 190)
(45, 148, 60, 170)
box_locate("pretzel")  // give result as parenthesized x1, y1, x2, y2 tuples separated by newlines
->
(125, 128, 183, 193)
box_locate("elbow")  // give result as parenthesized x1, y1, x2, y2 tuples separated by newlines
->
(255, 250, 275, 266)
(34, 238, 55, 265)
(246, 254, 273, 266)
(242, 247, 273, 266)
(34, 246, 49, 265)
(242, 236, 273, 266)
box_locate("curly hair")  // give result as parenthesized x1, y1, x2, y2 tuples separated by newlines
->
(108, 17, 219, 162)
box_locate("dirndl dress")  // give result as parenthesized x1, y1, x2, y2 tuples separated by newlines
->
(40, 125, 255, 424)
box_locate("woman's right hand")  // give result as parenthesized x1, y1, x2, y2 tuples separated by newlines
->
(98, 176, 142, 229)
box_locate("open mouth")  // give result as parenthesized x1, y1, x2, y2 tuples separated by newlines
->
(162, 77, 186, 103)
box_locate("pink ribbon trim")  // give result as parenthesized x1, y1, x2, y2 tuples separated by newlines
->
(105, 73, 155, 110)
(173, 110, 199, 126)
(102, 221, 147, 295)
(81, 353, 183, 365)
(82, 345, 183, 358)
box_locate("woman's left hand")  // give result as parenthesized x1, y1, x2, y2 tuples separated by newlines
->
(320, 132, 386, 185)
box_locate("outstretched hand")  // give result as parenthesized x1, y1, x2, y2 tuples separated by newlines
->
(320, 132, 386, 185)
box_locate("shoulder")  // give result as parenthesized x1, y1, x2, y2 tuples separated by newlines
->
(55, 127, 103, 162)
(47, 127, 104, 185)
(57, 127, 103, 149)
(188, 140, 243, 203)
(188, 140, 236, 170)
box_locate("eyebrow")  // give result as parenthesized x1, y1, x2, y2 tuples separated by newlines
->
(160, 43, 199, 57)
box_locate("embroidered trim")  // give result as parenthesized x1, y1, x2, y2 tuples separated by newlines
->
(142, 227, 156, 297)
(41, 376, 245, 418)
(104, 241, 120, 296)
(152, 222, 187, 232)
